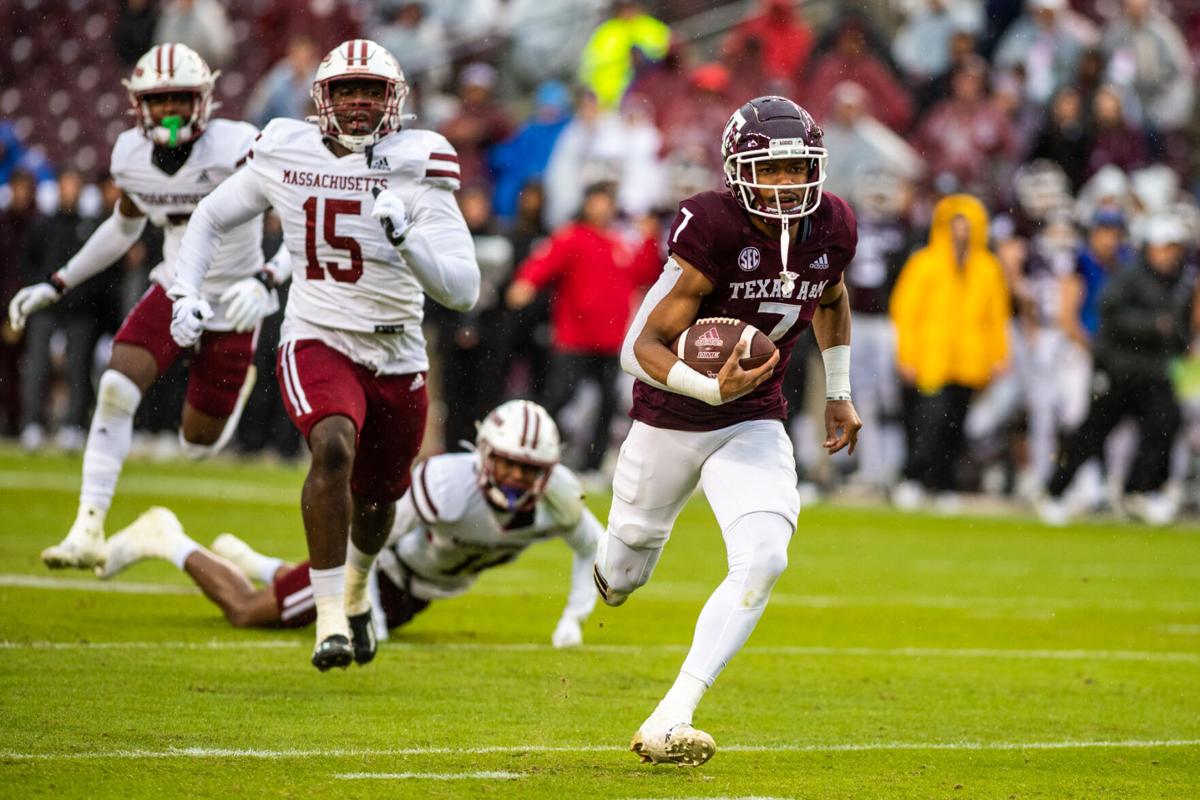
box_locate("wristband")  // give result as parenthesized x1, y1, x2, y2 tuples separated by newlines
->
(822, 344, 851, 401)
(252, 270, 276, 291)
(48, 272, 67, 296)
(667, 360, 723, 406)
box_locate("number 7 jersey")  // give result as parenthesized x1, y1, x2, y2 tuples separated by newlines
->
(245, 118, 468, 354)
(630, 189, 858, 432)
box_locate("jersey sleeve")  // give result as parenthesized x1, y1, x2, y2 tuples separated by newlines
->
(421, 133, 461, 192)
(108, 130, 139, 194)
(667, 197, 721, 284)
(409, 456, 469, 525)
(542, 465, 586, 531)
(826, 194, 859, 279)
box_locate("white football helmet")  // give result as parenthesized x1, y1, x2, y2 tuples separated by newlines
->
(122, 43, 217, 147)
(311, 39, 409, 153)
(476, 400, 561, 512)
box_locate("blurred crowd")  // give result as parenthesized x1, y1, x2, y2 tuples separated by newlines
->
(3, 0, 1200, 522)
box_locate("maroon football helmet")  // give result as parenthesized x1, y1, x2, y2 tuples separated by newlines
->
(721, 96, 828, 222)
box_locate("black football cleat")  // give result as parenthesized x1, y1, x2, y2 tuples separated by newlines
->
(311, 634, 354, 671)
(348, 610, 377, 666)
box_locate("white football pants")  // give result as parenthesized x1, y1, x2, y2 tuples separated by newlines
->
(598, 419, 800, 684)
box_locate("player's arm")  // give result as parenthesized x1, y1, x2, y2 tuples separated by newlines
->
(552, 508, 603, 649)
(371, 186, 480, 312)
(7, 191, 147, 332)
(167, 167, 273, 345)
(622, 255, 778, 405)
(171, 166, 272, 298)
(812, 277, 861, 455)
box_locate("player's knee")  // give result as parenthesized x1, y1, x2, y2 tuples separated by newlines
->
(749, 544, 788, 586)
(178, 430, 220, 460)
(309, 427, 355, 477)
(97, 369, 142, 416)
(595, 530, 662, 604)
(224, 605, 259, 629)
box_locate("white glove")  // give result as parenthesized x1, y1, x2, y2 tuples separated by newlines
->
(370, 187, 413, 246)
(551, 616, 583, 649)
(7, 282, 60, 332)
(218, 275, 271, 332)
(168, 291, 214, 347)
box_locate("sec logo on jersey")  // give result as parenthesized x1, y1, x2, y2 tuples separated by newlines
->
(738, 246, 761, 272)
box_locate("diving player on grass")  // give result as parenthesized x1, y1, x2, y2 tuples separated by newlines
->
(593, 96, 862, 766)
(8, 44, 290, 572)
(98, 401, 598, 648)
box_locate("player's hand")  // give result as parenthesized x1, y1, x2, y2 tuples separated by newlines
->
(824, 399, 862, 455)
(7, 282, 60, 333)
(551, 616, 583, 649)
(218, 275, 271, 332)
(717, 340, 779, 403)
(168, 289, 213, 347)
(370, 187, 413, 246)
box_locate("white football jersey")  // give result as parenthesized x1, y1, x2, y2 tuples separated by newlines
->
(377, 453, 594, 601)
(246, 118, 468, 372)
(111, 119, 265, 319)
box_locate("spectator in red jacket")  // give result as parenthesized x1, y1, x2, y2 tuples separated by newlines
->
(505, 182, 661, 474)
(722, 0, 814, 84)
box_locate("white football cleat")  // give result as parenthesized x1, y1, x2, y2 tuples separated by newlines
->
(41, 503, 107, 570)
(891, 480, 925, 512)
(97, 507, 188, 579)
(1035, 496, 1070, 527)
(1126, 492, 1177, 527)
(211, 533, 262, 578)
(630, 723, 716, 767)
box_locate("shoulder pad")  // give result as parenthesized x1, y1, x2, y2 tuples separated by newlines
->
(250, 118, 319, 162)
(410, 453, 474, 525)
(540, 465, 585, 530)
(404, 129, 461, 191)
(109, 128, 145, 183)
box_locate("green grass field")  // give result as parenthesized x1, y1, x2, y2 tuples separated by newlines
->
(1, 448, 1198, 798)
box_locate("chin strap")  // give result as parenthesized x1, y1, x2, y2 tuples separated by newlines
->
(779, 217, 797, 298)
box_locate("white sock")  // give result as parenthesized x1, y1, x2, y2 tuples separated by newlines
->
(344, 541, 376, 616)
(650, 671, 708, 727)
(80, 370, 141, 512)
(169, 537, 201, 570)
(310, 565, 349, 641)
(673, 512, 792, 715)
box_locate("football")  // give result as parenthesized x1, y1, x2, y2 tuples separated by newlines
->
(671, 317, 777, 378)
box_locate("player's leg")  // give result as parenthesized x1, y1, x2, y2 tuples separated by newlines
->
(1123, 377, 1182, 524)
(343, 370, 428, 664)
(177, 327, 259, 457)
(44, 285, 181, 569)
(275, 339, 369, 669)
(99, 507, 281, 627)
(594, 421, 708, 606)
(631, 420, 799, 767)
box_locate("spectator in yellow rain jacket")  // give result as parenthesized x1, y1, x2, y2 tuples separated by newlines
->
(890, 194, 1010, 510)
(579, 1, 670, 110)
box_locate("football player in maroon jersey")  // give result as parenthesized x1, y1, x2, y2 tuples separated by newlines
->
(594, 96, 861, 765)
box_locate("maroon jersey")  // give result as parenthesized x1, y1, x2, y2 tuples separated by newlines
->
(631, 189, 857, 431)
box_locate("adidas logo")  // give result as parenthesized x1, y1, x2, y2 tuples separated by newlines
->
(410, 373, 426, 391)
(695, 327, 723, 347)
(808, 253, 829, 270)
(370, 156, 391, 170)
(196, 169, 211, 183)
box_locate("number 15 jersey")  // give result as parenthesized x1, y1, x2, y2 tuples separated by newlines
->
(245, 118, 472, 371)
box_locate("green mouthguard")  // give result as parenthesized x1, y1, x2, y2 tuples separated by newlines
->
(161, 115, 182, 147)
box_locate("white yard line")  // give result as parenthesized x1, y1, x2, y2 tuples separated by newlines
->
(7, 572, 1198, 615)
(1, 638, 1198, 664)
(0, 470, 296, 506)
(333, 771, 522, 780)
(0, 574, 198, 595)
(2, 740, 1198, 761)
